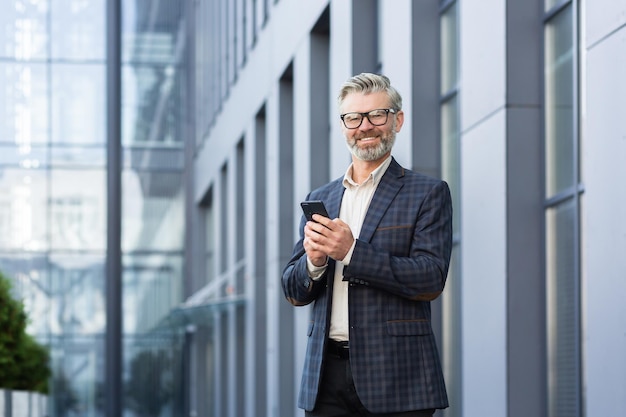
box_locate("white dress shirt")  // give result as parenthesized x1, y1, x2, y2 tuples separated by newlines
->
(307, 156, 392, 342)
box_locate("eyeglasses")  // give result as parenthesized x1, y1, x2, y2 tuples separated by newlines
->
(340, 108, 396, 129)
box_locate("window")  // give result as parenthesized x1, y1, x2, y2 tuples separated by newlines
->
(440, 1, 461, 417)
(544, 2, 582, 416)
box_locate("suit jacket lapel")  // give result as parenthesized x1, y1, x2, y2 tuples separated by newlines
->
(358, 158, 405, 242)
(325, 180, 345, 220)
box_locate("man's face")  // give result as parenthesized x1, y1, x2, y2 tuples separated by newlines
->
(340, 91, 404, 162)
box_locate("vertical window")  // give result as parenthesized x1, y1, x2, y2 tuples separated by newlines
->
(219, 163, 229, 277)
(235, 140, 246, 294)
(120, 1, 187, 415)
(203, 189, 216, 289)
(310, 7, 331, 190)
(440, 1, 461, 417)
(544, 2, 582, 417)
(0, 1, 110, 415)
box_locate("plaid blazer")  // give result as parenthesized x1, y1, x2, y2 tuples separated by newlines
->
(282, 158, 453, 413)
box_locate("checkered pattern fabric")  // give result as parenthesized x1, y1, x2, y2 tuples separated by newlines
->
(282, 158, 453, 413)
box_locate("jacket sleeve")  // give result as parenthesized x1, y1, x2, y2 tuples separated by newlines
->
(281, 216, 329, 306)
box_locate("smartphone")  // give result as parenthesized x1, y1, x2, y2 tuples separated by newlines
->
(300, 200, 330, 222)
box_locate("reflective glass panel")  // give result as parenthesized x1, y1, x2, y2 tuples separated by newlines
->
(0, 0, 48, 60)
(545, 0, 565, 13)
(50, 145, 106, 168)
(122, 64, 184, 145)
(50, 0, 106, 60)
(205, 201, 216, 289)
(0, 168, 48, 251)
(0, 63, 50, 145)
(546, 198, 579, 417)
(0, 144, 48, 167)
(48, 253, 106, 335)
(47, 252, 106, 415)
(123, 333, 185, 416)
(545, 6, 574, 197)
(50, 169, 106, 251)
(50, 333, 105, 416)
(441, 96, 460, 234)
(121, 0, 184, 65)
(122, 253, 183, 333)
(442, 245, 462, 417)
(440, 7, 461, 414)
(122, 170, 184, 252)
(440, 2, 458, 94)
(51, 63, 106, 144)
(0, 253, 50, 335)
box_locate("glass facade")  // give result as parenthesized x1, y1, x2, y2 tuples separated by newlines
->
(544, 1, 582, 417)
(440, 2, 461, 417)
(0, 0, 186, 415)
(0, 1, 108, 414)
(120, 0, 187, 416)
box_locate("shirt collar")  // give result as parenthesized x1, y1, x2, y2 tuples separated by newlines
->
(342, 155, 393, 188)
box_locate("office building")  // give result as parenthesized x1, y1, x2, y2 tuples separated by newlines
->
(0, 0, 624, 416)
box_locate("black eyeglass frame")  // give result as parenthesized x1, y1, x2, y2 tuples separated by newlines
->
(339, 108, 397, 129)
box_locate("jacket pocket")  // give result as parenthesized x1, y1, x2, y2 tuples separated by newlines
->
(386, 319, 431, 336)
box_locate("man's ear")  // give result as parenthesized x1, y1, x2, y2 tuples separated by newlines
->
(395, 110, 405, 132)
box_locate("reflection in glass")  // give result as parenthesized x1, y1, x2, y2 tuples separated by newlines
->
(205, 199, 216, 290)
(121, 0, 184, 65)
(122, 170, 184, 252)
(442, 96, 460, 233)
(546, 199, 579, 417)
(50, 169, 106, 251)
(120, 2, 188, 416)
(0, 1, 48, 60)
(124, 334, 184, 416)
(0, 63, 49, 145)
(50, 0, 106, 61)
(0, 168, 48, 251)
(48, 253, 106, 335)
(0, 145, 48, 167)
(51, 64, 106, 144)
(122, 252, 184, 414)
(440, 5, 461, 417)
(440, 2, 458, 95)
(123, 254, 183, 334)
(50, 334, 105, 416)
(42, 253, 105, 416)
(442, 244, 461, 417)
(545, 6, 574, 197)
(544, 4, 581, 417)
(0, 254, 51, 335)
(545, 0, 565, 13)
(50, 146, 106, 168)
(122, 65, 184, 145)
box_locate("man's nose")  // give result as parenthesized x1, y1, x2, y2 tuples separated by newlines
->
(359, 116, 375, 129)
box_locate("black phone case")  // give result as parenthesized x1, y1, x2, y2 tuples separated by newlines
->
(300, 200, 329, 222)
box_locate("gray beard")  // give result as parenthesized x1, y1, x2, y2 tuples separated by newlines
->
(346, 133, 396, 161)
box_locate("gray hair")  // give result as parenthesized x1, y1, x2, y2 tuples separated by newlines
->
(337, 73, 403, 112)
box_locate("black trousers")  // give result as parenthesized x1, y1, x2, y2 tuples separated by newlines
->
(305, 352, 436, 417)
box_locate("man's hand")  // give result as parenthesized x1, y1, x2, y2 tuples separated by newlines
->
(303, 214, 354, 264)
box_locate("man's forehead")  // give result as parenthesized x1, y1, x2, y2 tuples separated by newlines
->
(341, 91, 389, 111)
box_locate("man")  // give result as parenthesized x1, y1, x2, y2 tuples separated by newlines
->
(282, 73, 452, 417)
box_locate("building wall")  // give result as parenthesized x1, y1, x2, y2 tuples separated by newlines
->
(582, 1, 626, 416)
(458, 1, 508, 415)
(187, 0, 626, 416)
